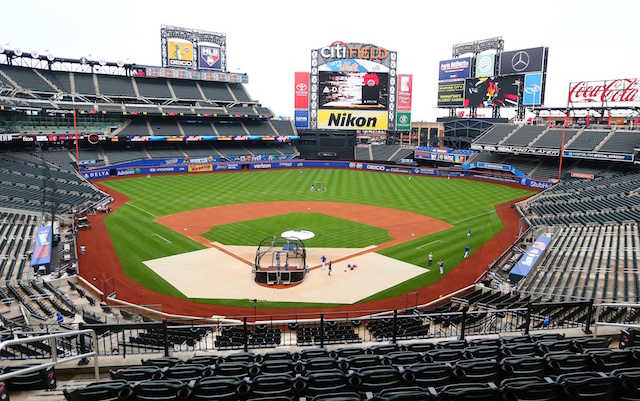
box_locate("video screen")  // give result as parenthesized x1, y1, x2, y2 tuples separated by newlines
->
(464, 76, 522, 108)
(319, 71, 388, 109)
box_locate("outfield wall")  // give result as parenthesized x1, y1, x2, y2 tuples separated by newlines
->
(80, 159, 553, 190)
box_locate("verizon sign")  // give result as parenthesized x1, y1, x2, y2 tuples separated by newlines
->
(568, 78, 639, 105)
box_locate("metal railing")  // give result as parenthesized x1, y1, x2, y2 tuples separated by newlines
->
(0, 328, 99, 382)
(76, 300, 595, 356)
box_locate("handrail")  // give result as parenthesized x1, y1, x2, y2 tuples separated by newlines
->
(0, 329, 99, 382)
(592, 302, 640, 337)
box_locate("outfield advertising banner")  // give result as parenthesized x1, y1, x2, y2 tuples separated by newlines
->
(167, 38, 194, 68)
(568, 78, 639, 106)
(396, 112, 411, 130)
(475, 53, 495, 78)
(437, 81, 465, 107)
(523, 73, 543, 106)
(563, 150, 634, 162)
(31, 225, 52, 268)
(317, 110, 388, 130)
(294, 72, 309, 109)
(397, 74, 413, 111)
(415, 150, 468, 163)
(465, 76, 522, 108)
(439, 57, 472, 81)
(188, 164, 213, 173)
(499, 47, 546, 75)
(509, 235, 553, 284)
(295, 109, 309, 129)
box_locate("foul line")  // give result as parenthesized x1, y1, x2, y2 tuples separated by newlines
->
(152, 233, 171, 244)
(126, 203, 159, 219)
(417, 240, 441, 250)
(452, 209, 495, 225)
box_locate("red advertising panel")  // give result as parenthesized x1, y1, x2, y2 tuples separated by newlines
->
(294, 72, 309, 109)
(568, 78, 639, 105)
(397, 74, 413, 111)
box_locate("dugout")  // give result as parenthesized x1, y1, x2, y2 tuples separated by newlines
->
(254, 236, 307, 285)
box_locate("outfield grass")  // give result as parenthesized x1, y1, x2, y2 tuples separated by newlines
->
(102, 169, 534, 305)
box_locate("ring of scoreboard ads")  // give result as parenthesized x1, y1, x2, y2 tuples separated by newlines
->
(437, 46, 548, 109)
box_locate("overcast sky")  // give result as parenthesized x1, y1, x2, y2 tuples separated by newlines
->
(2, 0, 639, 121)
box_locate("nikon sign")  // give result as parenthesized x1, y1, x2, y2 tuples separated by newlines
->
(317, 110, 388, 130)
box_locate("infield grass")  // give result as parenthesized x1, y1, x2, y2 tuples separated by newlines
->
(101, 169, 534, 305)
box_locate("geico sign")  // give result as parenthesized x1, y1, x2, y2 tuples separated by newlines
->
(366, 165, 386, 171)
(317, 110, 388, 130)
(295, 115, 308, 122)
(320, 42, 388, 60)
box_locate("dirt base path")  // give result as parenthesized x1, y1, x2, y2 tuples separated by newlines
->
(78, 181, 526, 319)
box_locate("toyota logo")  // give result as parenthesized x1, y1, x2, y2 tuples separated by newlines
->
(511, 51, 530, 72)
(296, 83, 307, 91)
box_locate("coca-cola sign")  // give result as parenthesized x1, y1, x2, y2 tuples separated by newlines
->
(568, 79, 639, 104)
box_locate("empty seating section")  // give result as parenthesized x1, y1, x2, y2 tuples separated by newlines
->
(124, 104, 161, 114)
(520, 224, 640, 303)
(502, 125, 546, 146)
(532, 129, 580, 148)
(63, 331, 639, 401)
(256, 106, 273, 116)
(228, 106, 257, 116)
(184, 146, 218, 158)
(355, 146, 371, 161)
(200, 81, 234, 102)
(135, 78, 173, 99)
(270, 120, 295, 136)
(77, 148, 100, 163)
(0, 212, 38, 282)
(167, 80, 202, 99)
(475, 124, 516, 145)
(38, 70, 71, 93)
(161, 105, 194, 115)
(523, 171, 640, 226)
(103, 148, 149, 164)
(0, 153, 105, 211)
(0, 65, 55, 93)
(565, 130, 608, 151)
(370, 145, 404, 162)
(40, 150, 75, 171)
(96, 75, 135, 97)
(598, 130, 640, 153)
(470, 152, 507, 164)
(118, 120, 151, 137)
(72, 72, 96, 95)
(214, 121, 245, 136)
(243, 120, 276, 136)
(228, 83, 252, 102)
(180, 122, 215, 136)
(146, 147, 184, 159)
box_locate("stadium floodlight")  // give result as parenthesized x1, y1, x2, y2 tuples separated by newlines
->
(452, 37, 504, 58)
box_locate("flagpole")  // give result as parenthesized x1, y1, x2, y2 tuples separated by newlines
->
(557, 83, 571, 181)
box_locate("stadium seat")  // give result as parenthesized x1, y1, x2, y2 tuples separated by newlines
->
(141, 356, 181, 368)
(400, 342, 435, 353)
(214, 361, 253, 378)
(435, 339, 468, 350)
(453, 358, 502, 383)
(373, 386, 438, 400)
(612, 367, 640, 401)
(244, 375, 297, 399)
(2, 365, 56, 390)
(300, 357, 341, 373)
(132, 379, 191, 401)
(403, 362, 455, 389)
(349, 366, 405, 397)
(463, 345, 501, 360)
(162, 363, 213, 381)
(501, 342, 539, 358)
(299, 371, 351, 397)
(557, 372, 618, 401)
(189, 377, 241, 401)
(438, 382, 501, 401)
(385, 351, 425, 367)
(63, 380, 134, 401)
(587, 349, 633, 372)
(500, 376, 563, 401)
(110, 365, 163, 381)
(545, 353, 592, 376)
(340, 354, 388, 371)
(423, 348, 464, 363)
(310, 392, 363, 401)
(500, 356, 548, 378)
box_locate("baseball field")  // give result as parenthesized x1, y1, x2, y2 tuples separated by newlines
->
(86, 168, 534, 312)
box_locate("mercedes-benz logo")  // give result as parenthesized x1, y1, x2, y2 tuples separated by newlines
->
(511, 51, 530, 72)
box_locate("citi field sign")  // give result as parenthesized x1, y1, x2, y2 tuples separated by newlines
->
(319, 41, 388, 61)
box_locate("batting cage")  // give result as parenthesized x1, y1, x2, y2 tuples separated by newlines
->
(254, 236, 307, 285)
